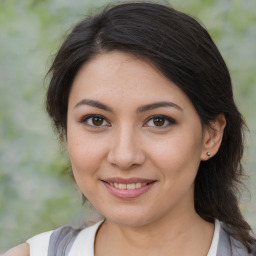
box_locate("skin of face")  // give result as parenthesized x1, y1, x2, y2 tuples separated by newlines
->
(67, 50, 216, 228)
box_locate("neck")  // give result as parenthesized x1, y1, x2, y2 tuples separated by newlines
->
(95, 211, 214, 256)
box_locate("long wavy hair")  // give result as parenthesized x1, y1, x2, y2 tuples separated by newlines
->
(45, 2, 255, 252)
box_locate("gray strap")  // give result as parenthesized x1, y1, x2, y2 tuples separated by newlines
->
(217, 225, 232, 256)
(217, 224, 254, 256)
(47, 226, 81, 256)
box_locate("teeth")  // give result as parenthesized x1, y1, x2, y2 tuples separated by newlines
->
(118, 183, 126, 189)
(135, 183, 141, 189)
(127, 183, 136, 190)
(109, 182, 149, 190)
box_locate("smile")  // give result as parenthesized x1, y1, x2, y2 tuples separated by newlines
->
(101, 178, 156, 199)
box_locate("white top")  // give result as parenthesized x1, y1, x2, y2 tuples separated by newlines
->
(27, 219, 220, 256)
(207, 219, 220, 256)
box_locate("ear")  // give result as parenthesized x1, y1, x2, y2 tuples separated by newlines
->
(201, 114, 226, 161)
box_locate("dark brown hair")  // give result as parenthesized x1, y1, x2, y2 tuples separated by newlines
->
(46, 2, 255, 252)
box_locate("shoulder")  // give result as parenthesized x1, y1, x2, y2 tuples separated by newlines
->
(26, 230, 53, 256)
(2, 221, 103, 256)
(3, 243, 30, 256)
(2, 230, 53, 256)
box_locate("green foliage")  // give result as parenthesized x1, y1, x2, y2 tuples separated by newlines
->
(0, 0, 255, 252)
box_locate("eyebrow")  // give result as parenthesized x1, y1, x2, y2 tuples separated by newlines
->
(136, 101, 183, 113)
(74, 99, 113, 112)
(74, 99, 183, 112)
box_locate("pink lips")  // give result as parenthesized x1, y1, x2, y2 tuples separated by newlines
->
(101, 177, 156, 199)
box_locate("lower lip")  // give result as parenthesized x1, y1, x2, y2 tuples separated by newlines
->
(103, 182, 155, 199)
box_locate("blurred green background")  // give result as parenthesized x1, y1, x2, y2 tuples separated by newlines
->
(0, 0, 255, 252)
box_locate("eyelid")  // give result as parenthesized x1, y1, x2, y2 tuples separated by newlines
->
(143, 115, 176, 128)
(80, 114, 110, 127)
(79, 114, 175, 128)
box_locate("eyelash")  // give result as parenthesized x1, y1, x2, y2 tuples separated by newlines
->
(80, 114, 176, 128)
(144, 115, 176, 128)
(80, 114, 110, 128)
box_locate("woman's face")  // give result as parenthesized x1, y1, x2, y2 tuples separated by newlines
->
(67, 51, 209, 227)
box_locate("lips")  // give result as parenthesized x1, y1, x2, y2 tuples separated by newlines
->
(101, 177, 156, 199)
(102, 177, 155, 184)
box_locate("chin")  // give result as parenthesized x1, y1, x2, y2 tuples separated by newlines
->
(110, 217, 149, 227)
(102, 209, 155, 227)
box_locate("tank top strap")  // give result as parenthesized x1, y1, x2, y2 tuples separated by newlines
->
(217, 223, 254, 256)
(47, 226, 81, 256)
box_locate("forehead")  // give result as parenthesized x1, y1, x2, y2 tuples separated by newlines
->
(68, 51, 192, 110)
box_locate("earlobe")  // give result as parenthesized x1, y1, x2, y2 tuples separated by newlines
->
(201, 114, 226, 161)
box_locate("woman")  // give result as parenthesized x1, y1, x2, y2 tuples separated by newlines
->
(5, 2, 256, 255)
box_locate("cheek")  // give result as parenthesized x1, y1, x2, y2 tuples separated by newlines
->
(151, 131, 202, 161)
(67, 132, 106, 177)
(148, 128, 203, 178)
(67, 136, 105, 198)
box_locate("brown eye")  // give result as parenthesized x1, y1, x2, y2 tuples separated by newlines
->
(145, 115, 176, 128)
(153, 117, 165, 126)
(92, 116, 104, 126)
(81, 115, 109, 127)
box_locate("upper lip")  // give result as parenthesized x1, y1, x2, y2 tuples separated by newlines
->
(102, 177, 156, 184)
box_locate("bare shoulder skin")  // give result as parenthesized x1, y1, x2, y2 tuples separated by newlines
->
(2, 243, 29, 256)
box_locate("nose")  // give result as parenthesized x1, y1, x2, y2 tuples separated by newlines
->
(107, 126, 146, 170)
